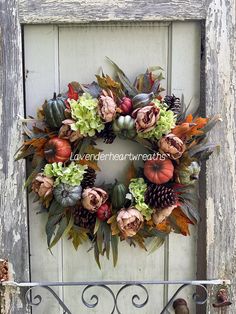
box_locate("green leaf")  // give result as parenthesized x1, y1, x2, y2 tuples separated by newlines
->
(111, 235, 118, 267)
(96, 224, 103, 255)
(48, 200, 64, 216)
(49, 214, 74, 249)
(94, 242, 101, 269)
(24, 157, 44, 188)
(45, 214, 61, 248)
(148, 237, 165, 255)
(94, 218, 101, 234)
(103, 222, 111, 259)
(180, 201, 200, 224)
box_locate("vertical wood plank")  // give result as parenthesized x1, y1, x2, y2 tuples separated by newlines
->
(24, 25, 63, 314)
(0, 1, 29, 313)
(59, 23, 168, 313)
(168, 21, 201, 314)
(205, 0, 236, 312)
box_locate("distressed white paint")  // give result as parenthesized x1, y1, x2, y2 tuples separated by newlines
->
(19, 0, 206, 24)
(24, 22, 200, 313)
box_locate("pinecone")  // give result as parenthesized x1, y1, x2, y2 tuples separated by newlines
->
(144, 183, 177, 209)
(164, 94, 181, 115)
(81, 168, 96, 189)
(73, 205, 96, 230)
(97, 123, 116, 144)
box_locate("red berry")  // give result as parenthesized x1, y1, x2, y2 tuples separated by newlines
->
(97, 203, 112, 221)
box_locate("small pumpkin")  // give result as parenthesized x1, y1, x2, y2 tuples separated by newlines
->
(144, 158, 174, 184)
(112, 115, 136, 139)
(119, 97, 133, 115)
(112, 182, 128, 210)
(44, 137, 72, 163)
(44, 92, 67, 129)
(53, 183, 82, 207)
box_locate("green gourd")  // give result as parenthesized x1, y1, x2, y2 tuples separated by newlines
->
(132, 92, 154, 109)
(112, 115, 136, 139)
(44, 92, 67, 129)
(179, 161, 201, 185)
(53, 183, 82, 207)
(112, 182, 128, 210)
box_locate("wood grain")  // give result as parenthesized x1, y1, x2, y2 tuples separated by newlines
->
(19, 0, 206, 24)
(0, 0, 30, 313)
(205, 0, 236, 312)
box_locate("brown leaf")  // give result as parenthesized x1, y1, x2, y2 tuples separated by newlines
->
(125, 162, 137, 185)
(169, 207, 194, 236)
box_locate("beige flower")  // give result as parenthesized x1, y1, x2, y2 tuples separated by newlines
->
(31, 173, 54, 198)
(152, 205, 177, 226)
(159, 133, 185, 160)
(117, 207, 144, 238)
(98, 90, 117, 122)
(59, 119, 83, 142)
(132, 105, 160, 133)
(82, 187, 108, 212)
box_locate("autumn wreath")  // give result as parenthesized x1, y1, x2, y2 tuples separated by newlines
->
(16, 58, 220, 267)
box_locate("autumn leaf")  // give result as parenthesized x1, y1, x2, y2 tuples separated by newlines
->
(156, 220, 172, 234)
(78, 159, 101, 171)
(125, 161, 137, 185)
(169, 206, 194, 236)
(132, 233, 147, 251)
(107, 214, 120, 236)
(96, 74, 122, 95)
(172, 114, 209, 140)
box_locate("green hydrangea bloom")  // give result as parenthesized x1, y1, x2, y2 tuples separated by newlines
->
(129, 178, 153, 220)
(69, 93, 105, 136)
(44, 162, 87, 186)
(138, 99, 176, 140)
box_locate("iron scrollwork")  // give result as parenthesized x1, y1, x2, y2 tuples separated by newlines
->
(1, 279, 229, 314)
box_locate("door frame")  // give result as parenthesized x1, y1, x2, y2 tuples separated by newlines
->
(0, 1, 235, 313)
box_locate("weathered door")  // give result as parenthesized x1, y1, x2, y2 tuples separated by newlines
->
(24, 22, 201, 313)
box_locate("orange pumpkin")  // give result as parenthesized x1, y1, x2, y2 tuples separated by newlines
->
(144, 158, 174, 184)
(44, 137, 72, 163)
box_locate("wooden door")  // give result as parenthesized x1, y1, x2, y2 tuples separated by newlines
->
(24, 22, 201, 313)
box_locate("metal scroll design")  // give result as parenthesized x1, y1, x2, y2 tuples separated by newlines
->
(25, 282, 208, 314)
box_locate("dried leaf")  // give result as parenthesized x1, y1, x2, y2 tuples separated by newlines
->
(169, 207, 194, 236)
(125, 162, 137, 186)
(132, 234, 147, 251)
(106, 57, 138, 97)
(148, 237, 165, 254)
(78, 159, 101, 171)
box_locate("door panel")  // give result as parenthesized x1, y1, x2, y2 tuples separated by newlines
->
(24, 22, 200, 313)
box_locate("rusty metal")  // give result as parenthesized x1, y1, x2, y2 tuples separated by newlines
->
(0, 260, 8, 282)
(173, 298, 189, 313)
(213, 288, 232, 308)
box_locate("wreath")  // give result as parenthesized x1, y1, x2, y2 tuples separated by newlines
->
(16, 58, 220, 267)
